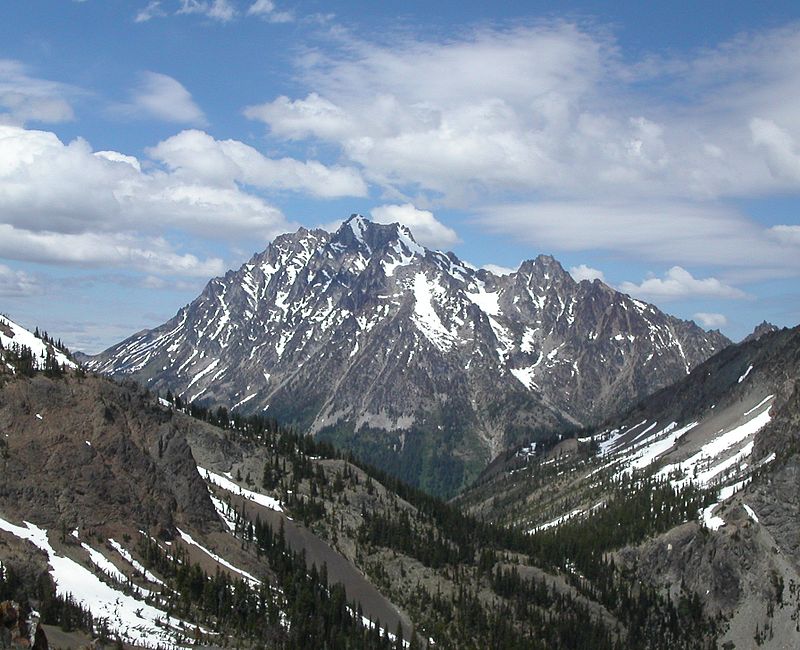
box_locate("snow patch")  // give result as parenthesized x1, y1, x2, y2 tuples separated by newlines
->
(742, 503, 759, 523)
(700, 479, 751, 531)
(199, 467, 283, 512)
(232, 393, 257, 411)
(81, 543, 130, 586)
(520, 327, 538, 353)
(187, 358, 220, 389)
(466, 283, 501, 317)
(658, 407, 772, 488)
(108, 539, 165, 585)
(411, 273, 457, 352)
(176, 528, 260, 586)
(0, 316, 76, 370)
(529, 508, 583, 533)
(738, 365, 753, 383)
(744, 394, 773, 417)
(0, 517, 192, 649)
(510, 366, 538, 390)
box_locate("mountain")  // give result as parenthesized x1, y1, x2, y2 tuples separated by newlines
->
(0, 319, 724, 649)
(457, 324, 800, 648)
(86, 215, 729, 496)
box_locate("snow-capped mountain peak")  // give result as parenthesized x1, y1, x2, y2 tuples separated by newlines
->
(86, 216, 730, 495)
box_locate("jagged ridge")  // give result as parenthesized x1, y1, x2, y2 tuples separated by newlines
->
(86, 215, 729, 495)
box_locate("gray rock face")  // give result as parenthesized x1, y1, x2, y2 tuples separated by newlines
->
(86, 216, 729, 494)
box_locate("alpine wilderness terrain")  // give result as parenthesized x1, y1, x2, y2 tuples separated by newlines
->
(86, 216, 729, 496)
(457, 322, 800, 649)
(1, 314, 781, 649)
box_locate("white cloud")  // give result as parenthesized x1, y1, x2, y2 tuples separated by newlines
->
(0, 264, 41, 297)
(477, 201, 800, 274)
(0, 225, 224, 277)
(244, 24, 614, 201)
(619, 267, 746, 301)
(244, 93, 353, 141)
(135, 0, 292, 23)
(245, 23, 800, 202)
(124, 72, 207, 125)
(482, 263, 516, 276)
(148, 128, 367, 197)
(694, 312, 728, 329)
(95, 150, 142, 171)
(247, 0, 293, 22)
(768, 224, 800, 245)
(0, 124, 297, 274)
(177, 0, 236, 21)
(0, 59, 75, 125)
(134, 0, 165, 22)
(369, 203, 460, 249)
(569, 264, 605, 283)
(751, 117, 800, 184)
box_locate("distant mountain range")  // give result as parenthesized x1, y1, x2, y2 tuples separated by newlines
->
(85, 215, 730, 495)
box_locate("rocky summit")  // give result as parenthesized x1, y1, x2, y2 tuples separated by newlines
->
(86, 215, 730, 495)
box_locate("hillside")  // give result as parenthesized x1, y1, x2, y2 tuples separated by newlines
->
(0, 319, 724, 649)
(85, 216, 728, 496)
(457, 325, 800, 648)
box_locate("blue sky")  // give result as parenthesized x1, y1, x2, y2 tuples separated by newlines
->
(1, 0, 799, 352)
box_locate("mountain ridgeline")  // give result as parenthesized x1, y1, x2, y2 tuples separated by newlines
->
(87, 215, 729, 496)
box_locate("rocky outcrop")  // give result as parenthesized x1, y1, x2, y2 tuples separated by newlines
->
(0, 374, 220, 537)
(0, 601, 47, 649)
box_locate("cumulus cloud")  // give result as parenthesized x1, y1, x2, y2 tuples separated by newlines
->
(0, 124, 301, 275)
(0, 225, 224, 277)
(369, 203, 460, 249)
(123, 72, 207, 125)
(619, 267, 746, 301)
(0, 124, 294, 238)
(0, 59, 75, 125)
(0, 264, 41, 297)
(245, 92, 354, 141)
(694, 312, 728, 329)
(569, 264, 606, 283)
(148, 129, 367, 197)
(241, 22, 800, 285)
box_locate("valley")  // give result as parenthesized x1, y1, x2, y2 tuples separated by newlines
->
(2, 305, 799, 648)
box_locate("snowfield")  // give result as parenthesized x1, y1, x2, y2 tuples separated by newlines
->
(0, 517, 196, 649)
